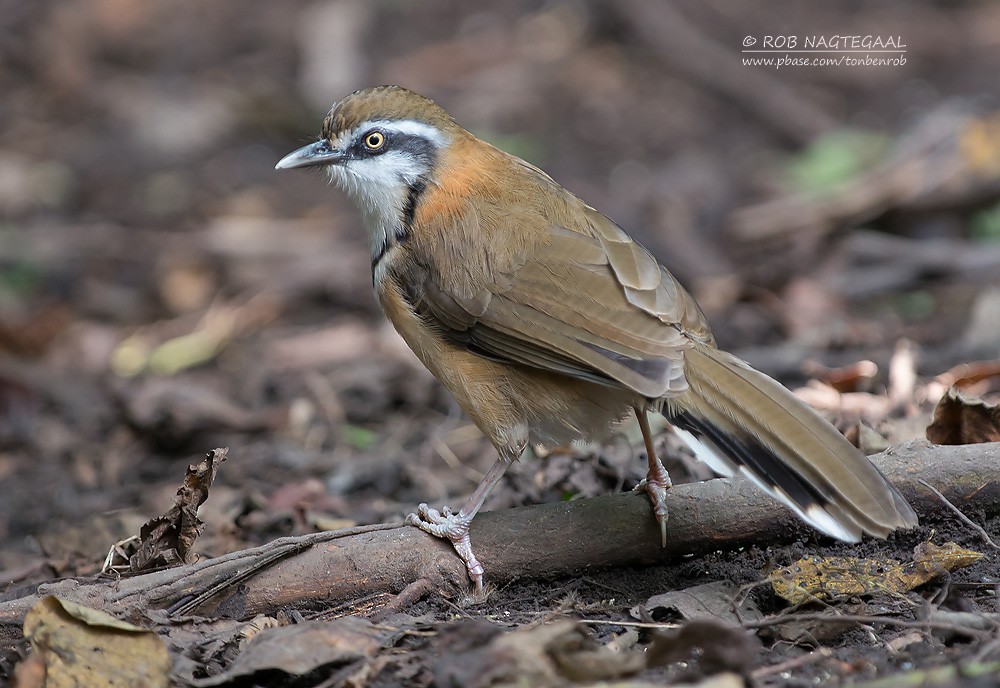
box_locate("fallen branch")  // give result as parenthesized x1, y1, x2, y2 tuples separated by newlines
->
(1, 439, 998, 645)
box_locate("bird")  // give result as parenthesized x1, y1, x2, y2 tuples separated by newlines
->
(276, 85, 918, 591)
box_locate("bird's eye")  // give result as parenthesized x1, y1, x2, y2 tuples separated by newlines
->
(363, 131, 385, 150)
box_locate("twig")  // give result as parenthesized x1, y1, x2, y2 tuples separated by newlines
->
(918, 478, 1000, 550)
(750, 648, 832, 679)
(742, 612, 994, 638)
(577, 619, 681, 630)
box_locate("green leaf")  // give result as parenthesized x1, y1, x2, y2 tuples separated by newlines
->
(786, 129, 887, 194)
(343, 425, 378, 450)
(970, 200, 1000, 242)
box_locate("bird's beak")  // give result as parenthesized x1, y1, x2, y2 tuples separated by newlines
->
(275, 140, 343, 170)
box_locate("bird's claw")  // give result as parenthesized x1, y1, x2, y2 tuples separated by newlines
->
(634, 473, 672, 548)
(406, 503, 484, 591)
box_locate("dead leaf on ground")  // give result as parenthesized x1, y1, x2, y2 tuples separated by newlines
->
(801, 359, 878, 394)
(647, 619, 762, 679)
(926, 387, 1000, 445)
(432, 619, 647, 687)
(769, 541, 983, 605)
(631, 580, 763, 626)
(843, 422, 891, 455)
(792, 380, 892, 424)
(146, 612, 280, 685)
(112, 293, 280, 377)
(23, 596, 170, 688)
(0, 303, 71, 357)
(931, 358, 1000, 394)
(113, 448, 228, 573)
(192, 616, 384, 687)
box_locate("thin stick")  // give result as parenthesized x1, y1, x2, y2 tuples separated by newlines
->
(750, 648, 832, 679)
(577, 618, 681, 630)
(742, 612, 996, 637)
(918, 478, 1000, 550)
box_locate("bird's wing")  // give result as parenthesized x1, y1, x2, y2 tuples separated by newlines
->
(401, 197, 714, 398)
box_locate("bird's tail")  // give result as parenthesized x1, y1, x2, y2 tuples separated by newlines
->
(658, 343, 917, 541)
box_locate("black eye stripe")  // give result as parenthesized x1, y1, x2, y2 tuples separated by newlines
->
(346, 131, 438, 163)
(394, 134, 435, 159)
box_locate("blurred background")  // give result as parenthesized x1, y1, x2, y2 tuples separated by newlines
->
(1, 0, 999, 577)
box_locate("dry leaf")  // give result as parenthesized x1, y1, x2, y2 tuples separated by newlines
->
(647, 619, 761, 678)
(770, 541, 982, 604)
(128, 447, 227, 571)
(631, 580, 763, 626)
(0, 303, 70, 357)
(801, 359, 878, 394)
(935, 359, 1000, 390)
(926, 387, 1000, 445)
(193, 617, 384, 687)
(112, 294, 279, 376)
(843, 422, 890, 455)
(23, 596, 170, 688)
(432, 620, 647, 687)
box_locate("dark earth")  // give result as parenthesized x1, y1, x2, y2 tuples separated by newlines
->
(2, 1, 1000, 686)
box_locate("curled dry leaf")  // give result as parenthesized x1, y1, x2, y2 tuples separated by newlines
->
(126, 448, 228, 572)
(769, 541, 983, 605)
(926, 387, 1000, 445)
(931, 359, 1000, 393)
(23, 596, 170, 688)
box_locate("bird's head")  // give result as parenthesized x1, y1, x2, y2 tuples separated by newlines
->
(276, 86, 463, 247)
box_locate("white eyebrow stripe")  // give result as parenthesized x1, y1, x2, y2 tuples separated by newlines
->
(355, 119, 450, 147)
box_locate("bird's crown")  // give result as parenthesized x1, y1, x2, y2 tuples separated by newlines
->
(321, 85, 460, 142)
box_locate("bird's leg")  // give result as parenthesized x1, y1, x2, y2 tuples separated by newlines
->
(406, 453, 513, 592)
(632, 406, 672, 547)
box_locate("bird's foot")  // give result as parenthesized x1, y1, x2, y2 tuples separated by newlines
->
(406, 503, 484, 592)
(634, 464, 672, 547)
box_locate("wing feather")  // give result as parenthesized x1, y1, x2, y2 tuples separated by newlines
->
(400, 188, 712, 398)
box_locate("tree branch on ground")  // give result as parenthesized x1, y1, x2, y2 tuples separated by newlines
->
(1, 439, 997, 646)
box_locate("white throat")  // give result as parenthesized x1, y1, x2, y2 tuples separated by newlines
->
(327, 162, 408, 261)
(324, 119, 449, 264)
